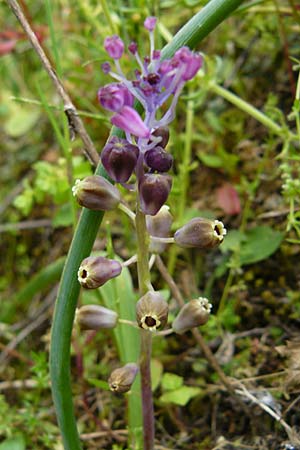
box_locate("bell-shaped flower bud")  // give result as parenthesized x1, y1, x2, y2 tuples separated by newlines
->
(104, 35, 124, 59)
(174, 218, 226, 249)
(72, 176, 121, 211)
(136, 291, 168, 331)
(146, 205, 173, 254)
(75, 305, 118, 330)
(77, 256, 122, 289)
(111, 106, 150, 138)
(139, 174, 172, 216)
(101, 137, 139, 183)
(98, 83, 133, 112)
(144, 16, 157, 32)
(151, 126, 170, 148)
(109, 363, 139, 393)
(172, 297, 212, 334)
(144, 146, 173, 172)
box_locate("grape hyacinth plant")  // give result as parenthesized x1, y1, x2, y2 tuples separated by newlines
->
(70, 17, 227, 450)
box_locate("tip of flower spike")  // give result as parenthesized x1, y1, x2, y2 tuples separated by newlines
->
(144, 16, 157, 31)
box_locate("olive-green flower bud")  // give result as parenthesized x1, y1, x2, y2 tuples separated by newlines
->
(174, 218, 226, 249)
(108, 363, 139, 393)
(172, 297, 212, 334)
(78, 256, 122, 289)
(136, 291, 168, 331)
(75, 305, 118, 331)
(72, 175, 120, 211)
(147, 205, 173, 254)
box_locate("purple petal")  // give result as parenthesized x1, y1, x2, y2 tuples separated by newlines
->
(144, 16, 157, 31)
(111, 106, 150, 138)
(104, 35, 124, 59)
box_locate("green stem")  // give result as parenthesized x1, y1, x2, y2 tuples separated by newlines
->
(99, 0, 118, 34)
(49, 1, 246, 448)
(209, 82, 285, 136)
(135, 208, 154, 450)
(168, 98, 194, 275)
(50, 199, 104, 450)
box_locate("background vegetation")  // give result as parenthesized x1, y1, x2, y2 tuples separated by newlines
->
(1, 0, 300, 449)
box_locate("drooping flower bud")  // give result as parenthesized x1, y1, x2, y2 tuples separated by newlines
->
(75, 304, 118, 330)
(139, 174, 172, 216)
(104, 35, 124, 59)
(172, 297, 212, 334)
(109, 363, 139, 393)
(72, 176, 121, 211)
(144, 146, 173, 172)
(136, 291, 168, 331)
(151, 126, 170, 148)
(98, 83, 133, 112)
(77, 256, 122, 289)
(174, 218, 226, 249)
(101, 137, 139, 183)
(111, 106, 150, 138)
(146, 205, 173, 253)
(144, 16, 157, 32)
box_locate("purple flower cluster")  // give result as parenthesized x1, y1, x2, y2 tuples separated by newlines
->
(98, 17, 202, 215)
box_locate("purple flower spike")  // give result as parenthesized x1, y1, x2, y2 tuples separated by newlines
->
(101, 137, 139, 183)
(144, 16, 157, 32)
(104, 35, 124, 59)
(111, 106, 150, 138)
(98, 83, 134, 112)
(145, 147, 173, 173)
(173, 47, 203, 81)
(139, 174, 172, 215)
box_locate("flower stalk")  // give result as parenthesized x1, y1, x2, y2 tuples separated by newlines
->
(135, 207, 155, 450)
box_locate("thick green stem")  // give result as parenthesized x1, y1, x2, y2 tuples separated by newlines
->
(135, 208, 154, 450)
(50, 204, 104, 450)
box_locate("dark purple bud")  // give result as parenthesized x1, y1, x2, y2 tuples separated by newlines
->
(77, 256, 122, 289)
(104, 35, 124, 59)
(101, 137, 139, 183)
(98, 83, 133, 112)
(152, 50, 161, 60)
(111, 106, 150, 138)
(151, 126, 170, 148)
(144, 16, 157, 32)
(109, 363, 139, 393)
(128, 41, 138, 54)
(172, 47, 202, 81)
(144, 146, 173, 172)
(139, 174, 172, 216)
(75, 304, 118, 330)
(72, 175, 121, 211)
(172, 298, 212, 334)
(101, 62, 111, 74)
(174, 218, 227, 249)
(136, 291, 168, 331)
(147, 205, 173, 254)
